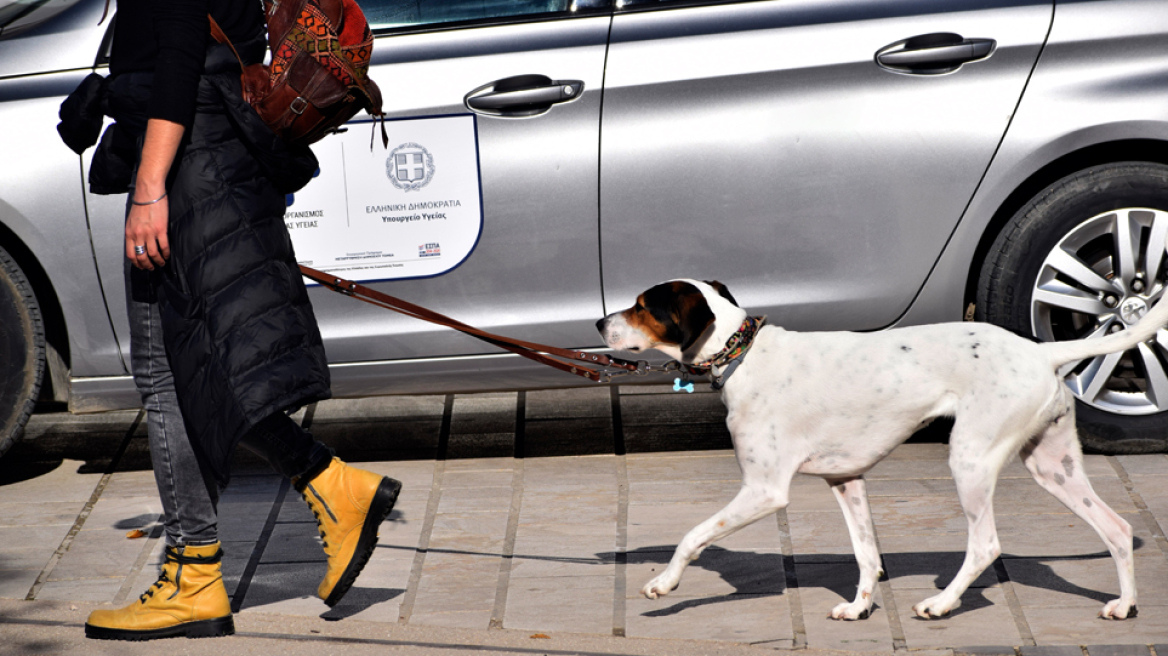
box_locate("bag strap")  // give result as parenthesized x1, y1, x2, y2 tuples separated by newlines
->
(298, 264, 644, 382)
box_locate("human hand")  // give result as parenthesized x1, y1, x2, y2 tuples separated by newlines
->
(125, 193, 170, 270)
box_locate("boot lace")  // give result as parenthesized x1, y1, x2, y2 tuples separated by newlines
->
(300, 483, 336, 550)
(140, 545, 224, 603)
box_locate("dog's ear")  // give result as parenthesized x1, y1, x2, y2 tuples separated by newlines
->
(671, 283, 716, 352)
(704, 280, 738, 307)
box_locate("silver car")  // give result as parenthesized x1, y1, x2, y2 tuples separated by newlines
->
(3, 0, 1168, 458)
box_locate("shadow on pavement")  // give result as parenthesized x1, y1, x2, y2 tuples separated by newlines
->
(615, 543, 1129, 619)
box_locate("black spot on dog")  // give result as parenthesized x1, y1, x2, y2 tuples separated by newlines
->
(1054, 473, 1066, 485)
(1083, 497, 1093, 508)
(901, 345, 912, 352)
(1062, 455, 1075, 477)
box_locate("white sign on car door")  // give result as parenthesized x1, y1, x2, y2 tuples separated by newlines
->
(285, 113, 483, 283)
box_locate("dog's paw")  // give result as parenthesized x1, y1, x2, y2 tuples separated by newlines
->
(912, 595, 959, 619)
(829, 601, 872, 621)
(641, 574, 679, 600)
(1099, 599, 1136, 620)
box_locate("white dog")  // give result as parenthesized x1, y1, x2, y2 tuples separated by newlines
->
(597, 279, 1156, 621)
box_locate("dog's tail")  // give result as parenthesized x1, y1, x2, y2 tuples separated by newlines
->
(1042, 292, 1168, 371)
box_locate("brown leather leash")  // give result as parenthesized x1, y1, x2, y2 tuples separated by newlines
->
(299, 264, 654, 383)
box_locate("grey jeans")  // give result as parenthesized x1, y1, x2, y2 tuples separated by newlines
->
(126, 264, 333, 547)
(126, 263, 219, 546)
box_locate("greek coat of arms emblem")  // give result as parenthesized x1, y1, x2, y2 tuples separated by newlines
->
(387, 142, 436, 192)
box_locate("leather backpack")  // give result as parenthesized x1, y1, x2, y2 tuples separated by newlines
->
(211, 0, 385, 146)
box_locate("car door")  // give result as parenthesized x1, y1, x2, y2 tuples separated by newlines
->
(292, 0, 612, 393)
(89, 1, 613, 397)
(600, 0, 1053, 331)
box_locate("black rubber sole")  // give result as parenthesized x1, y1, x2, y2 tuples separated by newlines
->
(84, 615, 234, 641)
(324, 476, 402, 607)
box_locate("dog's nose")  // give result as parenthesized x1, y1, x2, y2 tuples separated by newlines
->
(595, 317, 607, 334)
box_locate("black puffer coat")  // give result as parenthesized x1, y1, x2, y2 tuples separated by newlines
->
(155, 45, 330, 486)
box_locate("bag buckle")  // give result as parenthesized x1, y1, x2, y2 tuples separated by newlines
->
(290, 96, 309, 115)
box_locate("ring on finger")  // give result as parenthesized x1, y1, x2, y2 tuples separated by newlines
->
(134, 245, 147, 255)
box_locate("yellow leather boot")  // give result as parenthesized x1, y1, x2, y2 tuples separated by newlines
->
(85, 542, 233, 640)
(297, 457, 401, 606)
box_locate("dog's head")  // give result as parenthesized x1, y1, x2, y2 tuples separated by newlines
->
(596, 279, 743, 363)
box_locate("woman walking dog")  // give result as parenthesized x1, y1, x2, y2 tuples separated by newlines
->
(64, 0, 400, 640)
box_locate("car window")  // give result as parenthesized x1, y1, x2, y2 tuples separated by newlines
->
(0, 0, 83, 38)
(361, 0, 611, 31)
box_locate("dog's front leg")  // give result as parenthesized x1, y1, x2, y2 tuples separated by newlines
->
(828, 477, 882, 620)
(642, 484, 787, 599)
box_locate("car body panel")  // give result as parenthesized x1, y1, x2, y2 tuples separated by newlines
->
(600, 0, 1052, 332)
(0, 71, 126, 378)
(0, 0, 106, 77)
(897, 0, 1168, 328)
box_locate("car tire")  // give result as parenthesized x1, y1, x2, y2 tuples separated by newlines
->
(0, 244, 44, 459)
(977, 161, 1168, 454)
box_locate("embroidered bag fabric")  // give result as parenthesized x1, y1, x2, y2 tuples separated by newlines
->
(212, 0, 385, 146)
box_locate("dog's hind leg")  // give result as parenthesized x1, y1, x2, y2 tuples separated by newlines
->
(642, 475, 794, 600)
(828, 477, 882, 620)
(1020, 412, 1137, 619)
(913, 422, 1014, 619)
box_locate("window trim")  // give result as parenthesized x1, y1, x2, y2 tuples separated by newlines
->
(368, 3, 613, 39)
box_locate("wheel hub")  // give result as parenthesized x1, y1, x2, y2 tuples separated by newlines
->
(1031, 207, 1168, 416)
(1120, 297, 1148, 325)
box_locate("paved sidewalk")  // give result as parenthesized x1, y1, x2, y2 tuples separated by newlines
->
(2, 384, 1168, 655)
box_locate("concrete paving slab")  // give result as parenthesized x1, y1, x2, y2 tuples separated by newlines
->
(626, 548, 785, 597)
(866, 477, 958, 498)
(627, 504, 781, 552)
(259, 523, 326, 563)
(47, 523, 150, 580)
(508, 554, 613, 579)
(0, 501, 84, 528)
(0, 549, 56, 572)
(34, 576, 124, 602)
(0, 458, 102, 504)
(0, 569, 40, 600)
(411, 583, 497, 616)
(1019, 645, 1085, 656)
(797, 563, 894, 652)
(504, 574, 614, 634)
(996, 514, 1150, 557)
(408, 607, 493, 629)
(883, 552, 998, 590)
(527, 387, 613, 419)
(1114, 455, 1168, 476)
(1004, 552, 1168, 608)
(1024, 605, 1168, 644)
(625, 592, 793, 645)
(238, 562, 326, 612)
(894, 587, 1020, 649)
(524, 418, 615, 457)
(309, 395, 447, 421)
(1086, 645, 1152, 656)
(522, 456, 618, 488)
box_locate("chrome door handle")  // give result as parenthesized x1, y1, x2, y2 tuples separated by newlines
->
(465, 74, 585, 117)
(876, 33, 996, 75)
